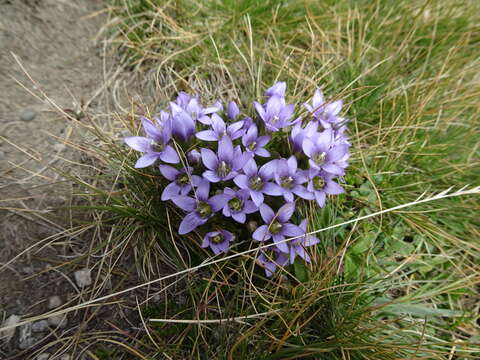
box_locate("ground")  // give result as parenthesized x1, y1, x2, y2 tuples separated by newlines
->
(0, 1, 125, 358)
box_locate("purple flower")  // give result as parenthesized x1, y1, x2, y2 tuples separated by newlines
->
(187, 149, 201, 164)
(201, 137, 249, 182)
(253, 95, 296, 132)
(124, 117, 179, 168)
(241, 124, 270, 158)
(290, 120, 318, 152)
(289, 219, 319, 263)
(233, 158, 282, 206)
(304, 89, 343, 129)
(172, 179, 228, 235)
(222, 188, 257, 223)
(159, 165, 201, 200)
(265, 82, 286, 98)
(306, 171, 345, 207)
(196, 113, 244, 141)
(252, 203, 304, 253)
(302, 129, 349, 176)
(256, 248, 289, 277)
(170, 102, 196, 142)
(202, 230, 234, 255)
(227, 101, 240, 120)
(174, 92, 220, 125)
(273, 156, 312, 202)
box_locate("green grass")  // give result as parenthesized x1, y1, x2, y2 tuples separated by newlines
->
(60, 0, 480, 358)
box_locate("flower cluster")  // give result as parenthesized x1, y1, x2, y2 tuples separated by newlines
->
(124, 83, 350, 276)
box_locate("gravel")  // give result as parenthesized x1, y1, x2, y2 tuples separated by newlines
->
(31, 320, 49, 333)
(74, 268, 92, 288)
(1, 314, 20, 343)
(47, 295, 63, 310)
(19, 109, 37, 122)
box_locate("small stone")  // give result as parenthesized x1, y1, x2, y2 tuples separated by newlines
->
(18, 323, 33, 350)
(53, 143, 66, 152)
(31, 320, 49, 333)
(1, 314, 20, 342)
(47, 314, 67, 328)
(37, 353, 50, 360)
(47, 296, 63, 310)
(74, 268, 92, 288)
(20, 109, 37, 122)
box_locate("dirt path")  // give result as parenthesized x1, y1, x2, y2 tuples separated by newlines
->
(0, 1, 111, 357)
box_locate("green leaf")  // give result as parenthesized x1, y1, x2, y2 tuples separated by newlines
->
(293, 259, 309, 282)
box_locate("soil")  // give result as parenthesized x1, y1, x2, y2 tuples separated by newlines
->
(0, 1, 144, 358)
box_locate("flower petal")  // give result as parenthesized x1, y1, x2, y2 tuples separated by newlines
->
(160, 145, 180, 164)
(196, 130, 218, 141)
(253, 101, 266, 121)
(262, 183, 283, 196)
(259, 203, 275, 223)
(234, 174, 249, 189)
(161, 182, 181, 201)
(315, 191, 326, 207)
(125, 136, 151, 152)
(243, 158, 258, 177)
(201, 148, 219, 171)
(209, 194, 229, 212)
(203, 170, 221, 183)
(141, 117, 162, 140)
(159, 165, 179, 181)
(292, 185, 315, 200)
(282, 223, 304, 237)
(227, 101, 240, 120)
(134, 153, 158, 168)
(272, 234, 289, 253)
(253, 225, 271, 242)
(172, 196, 196, 212)
(250, 190, 264, 206)
(324, 180, 344, 195)
(218, 136, 234, 162)
(178, 212, 206, 235)
(232, 212, 246, 223)
(277, 202, 295, 223)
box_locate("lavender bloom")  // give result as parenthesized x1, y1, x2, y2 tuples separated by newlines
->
(222, 188, 257, 223)
(124, 117, 179, 168)
(302, 129, 349, 176)
(202, 230, 234, 255)
(273, 156, 312, 202)
(170, 102, 196, 142)
(256, 247, 289, 277)
(173, 179, 228, 235)
(265, 81, 286, 98)
(233, 158, 282, 206)
(159, 165, 201, 200)
(174, 92, 220, 125)
(304, 89, 343, 129)
(241, 123, 270, 158)
(306, 170, 345, 207)
(290, 120, 319, 153)
(289, 219, 320, 263)
(201, 137, 249, 183)
(252, 203, 304, 253)
(227, 101, 240, 120)
(196, 113, 244, 141)
(253, 95, 296, 132)
(187, 149, 201, 164)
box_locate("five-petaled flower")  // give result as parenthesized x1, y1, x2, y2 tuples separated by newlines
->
(202, 230, 234, 254)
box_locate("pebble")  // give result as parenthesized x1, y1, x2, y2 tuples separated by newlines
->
(37, 353, 50, 360)
(74, 268, 92, 288)
(53, 143, 66, 152)
(18, 323, 33, 350)
(47, 296, 63, 310)
(1, 314, 20, 342)
(47, 314, 67, 328)
(20, 109, 37, 122)
(31, 320, 49, 333)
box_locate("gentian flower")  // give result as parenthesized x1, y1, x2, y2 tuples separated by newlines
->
(302, 129, 349, 176)
(253, 95, 296, 132)
(265, 81, 286, 98)
(201, 137, 249, 182)
(290, 120, 318, 152)
(196, 113, 244, 141)
(273, 156, 312, 202)
(304, 89, 343, 129)
(172, 179, 228, 235)
(256, 247, 289, 277)
(305, 170, 345, 207)
(289, 219, 320, 263)
(233, 158, 282, 206)
(174, 92, 220, 125)
(227, 101, 240, 120)
(222, 188, 257, 223)
(170, 102, 196, 142)
(241, 123, 270, 158)
(202, 230, 234, 255)
(252, 203, 304, 253)
(187, 149, 201, 164)
(124, 117, 179, 168)
(159, 165, 201, 200)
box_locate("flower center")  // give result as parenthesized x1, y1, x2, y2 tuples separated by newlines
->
(210, 233, 224, 244)
(249, 176, 264, 191)
(269, 221, 283, 235)
(313, 177, 325, 190)
(228, 197, 243, 212)
(281, 176, 294, 189)
(176, 173, 190, 186)
(313, 151, 326, 165)
(151, 140, 165, 153)
(271, 115, 280, 124)
(248, 141, 257, 151)
(197, 201, 212, 219)
(217, 161, 231, 178)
